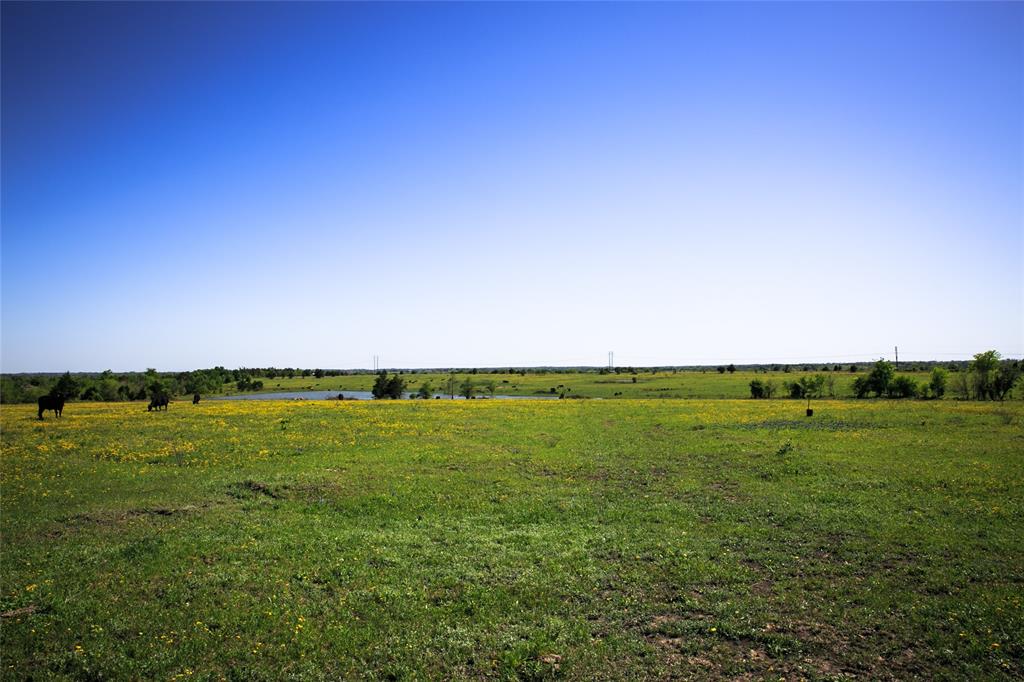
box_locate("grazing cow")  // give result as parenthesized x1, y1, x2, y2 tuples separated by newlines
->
(192, 393, 201, 405)
(148, 396, 170, 412)
(37, 393, 66, 420)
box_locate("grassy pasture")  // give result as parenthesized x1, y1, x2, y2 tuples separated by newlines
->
(228, 370, 941, 400)
(1, 399, 1022, 680)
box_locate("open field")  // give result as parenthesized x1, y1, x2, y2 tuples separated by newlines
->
(222, 370, 943, 400)
(2, 399, 1022, 679)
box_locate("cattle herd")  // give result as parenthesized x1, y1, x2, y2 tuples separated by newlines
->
(36, 392, 200, 419)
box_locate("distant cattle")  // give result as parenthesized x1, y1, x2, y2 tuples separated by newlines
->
(192, 393, 201, 405)
(37, 393, 66, 420)
(148, 396, 170, 412)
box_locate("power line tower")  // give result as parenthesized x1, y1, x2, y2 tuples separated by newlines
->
(608, 351, 614, 369)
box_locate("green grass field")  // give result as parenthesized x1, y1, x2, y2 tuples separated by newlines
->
(226, 370, 940, 400)
(2, 399, 1022, 679)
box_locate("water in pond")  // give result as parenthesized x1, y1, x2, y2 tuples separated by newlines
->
(212, 390, 557, 401)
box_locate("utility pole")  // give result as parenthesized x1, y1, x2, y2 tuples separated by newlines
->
(608, 351, 614, 369)
(895, 346, 899, 371)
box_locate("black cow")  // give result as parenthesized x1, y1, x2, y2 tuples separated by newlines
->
(37, 393, 66, 420)
(148, 396, 170, 412)
(192, 393, 201, 405)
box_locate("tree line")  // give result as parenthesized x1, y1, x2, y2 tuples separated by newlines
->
(2, 352, 1019, 404)
(749, 352, 1021, 401)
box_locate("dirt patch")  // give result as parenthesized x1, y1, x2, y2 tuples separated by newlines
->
(1, 605, 40, 618)
(229, 480, 282, 500)
(707, 480, 748, 504)
(538, 653, 562, 670)
(56, 505, 206, 532)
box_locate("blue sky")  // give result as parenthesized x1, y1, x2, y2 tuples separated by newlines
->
(2, 2, 1021, 372)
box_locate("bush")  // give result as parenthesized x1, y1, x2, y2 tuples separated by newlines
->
(785, 381, 804, 399)
(888, 376, 919, 399)
(866, 360, 894, 397)
(372, 371, 405, 399)
(929, 368, 947, 399)
(993, 360, 1021, 401)
(749, 379, 776, 399)
(750, 379, 765, 399)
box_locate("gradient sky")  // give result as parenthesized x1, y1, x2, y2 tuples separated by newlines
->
(2, 2, 1022, 372)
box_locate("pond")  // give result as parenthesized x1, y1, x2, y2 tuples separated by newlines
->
(212, 390, 558, 401)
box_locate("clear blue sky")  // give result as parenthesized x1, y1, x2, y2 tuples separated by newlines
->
(2, 2, 1021, 372)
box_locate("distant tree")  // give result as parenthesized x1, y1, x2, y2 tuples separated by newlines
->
(993, 359, 1022, 401)
(460, 379, 476, 399)
(482, 379, 497, 397)
(888, 376, 919, 399)
(929, 367, 948, 399)
(800, 374, 826, 399)
(52, 371, 82, 399)
(385, 374, 405, 399)
(866, 360, 895, 398)
(953, 371, 971, 400)
(785, 381, 804, 399)
(148, 375, 170, 401)
(97, 369, 120, 401)
(763, 379, 777, 398)
(848, 364, 858, 373)
(371, 371, 388, 399)
(749, 379, 766, 399)
(852, 376, 870, 398)
(372, 371, 405, 399)
(314, 368, 325, 379)
(969, 350, 1000, 400)
(416, 381, 433, 399)
(631, 376, 637, 383)
(716, 366, 726, 374)
(727, 364, 736, 374)
(80, 386, 102, 401)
